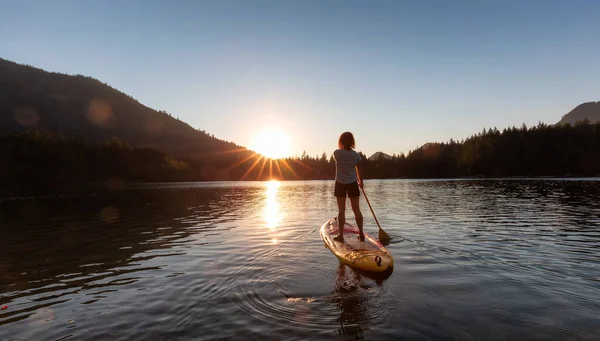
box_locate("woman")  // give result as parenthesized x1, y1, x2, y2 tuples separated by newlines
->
(333, 132, 365, 242)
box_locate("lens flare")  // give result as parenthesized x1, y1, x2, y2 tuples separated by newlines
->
(86, 98, 113, 128)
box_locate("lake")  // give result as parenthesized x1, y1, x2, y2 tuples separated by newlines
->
(1, 179, 599, 340)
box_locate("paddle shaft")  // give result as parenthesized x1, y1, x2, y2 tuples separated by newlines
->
(360, 186, 383, 231)
(356, 170, 390, 243)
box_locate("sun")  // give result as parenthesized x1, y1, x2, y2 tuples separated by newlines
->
(251, 128, 292, 159)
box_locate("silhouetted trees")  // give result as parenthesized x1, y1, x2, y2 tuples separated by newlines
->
(356, 120, 600, 179)
(225, 120, 600, 181)
(2, 121, 599, 186)
(0, 132, 188, 187)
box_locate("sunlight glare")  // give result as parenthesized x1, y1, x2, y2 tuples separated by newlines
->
(251, 128, 291, 159)
(264, 180, 282, 229)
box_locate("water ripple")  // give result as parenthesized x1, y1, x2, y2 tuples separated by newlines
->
(1, 180, 600, 340)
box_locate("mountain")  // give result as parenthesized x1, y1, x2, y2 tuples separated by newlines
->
(557, 101, 600, 125)
(0, 58, 250, 165)
(368, 151, 393, 161)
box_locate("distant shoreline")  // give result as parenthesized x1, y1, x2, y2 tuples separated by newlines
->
(3, 176, 600, 198)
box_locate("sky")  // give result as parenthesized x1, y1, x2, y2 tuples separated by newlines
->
(1, 0, 599, 157)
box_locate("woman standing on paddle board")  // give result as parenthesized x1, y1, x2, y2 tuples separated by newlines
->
(333, 132, 365, 242)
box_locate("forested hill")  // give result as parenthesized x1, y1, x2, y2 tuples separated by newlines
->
(361, 121, 600, 178)
(1, 58, 599, 186)
(557, 101, 600, 126)
(0, 58, 250, 164)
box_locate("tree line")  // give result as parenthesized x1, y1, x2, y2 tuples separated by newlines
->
(1, 120, 599, 188)
(257, 120, 600, 180)
(0, 132, 188, 187)
(359, 120, 600, 179)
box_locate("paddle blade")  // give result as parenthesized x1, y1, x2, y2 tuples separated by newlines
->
(379, 228, 391, 245)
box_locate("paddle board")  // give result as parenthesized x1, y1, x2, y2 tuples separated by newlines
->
(320, 217, 393, 273)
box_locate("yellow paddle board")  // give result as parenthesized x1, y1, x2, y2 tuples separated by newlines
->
(320, 217, 393, 273)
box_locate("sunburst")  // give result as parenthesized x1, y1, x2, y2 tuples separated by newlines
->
(251, 128, 292, 159)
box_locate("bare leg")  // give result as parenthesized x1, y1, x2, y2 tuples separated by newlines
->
(334, 196, 346, 242)
(350, 196, 364, 241)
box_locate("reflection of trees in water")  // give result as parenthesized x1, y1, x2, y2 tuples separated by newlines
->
(462, 180, 600, 231)
(0, 187, 243, 324)
(400, 180, 600, 233)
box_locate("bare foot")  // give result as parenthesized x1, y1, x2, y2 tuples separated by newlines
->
(359, 233, 365, 242)
(333, 235, 345, 242)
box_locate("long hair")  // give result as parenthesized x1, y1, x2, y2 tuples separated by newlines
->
(338, 132, 355, 151)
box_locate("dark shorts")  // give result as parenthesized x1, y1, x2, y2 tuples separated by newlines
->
(334, 181, 360, 198)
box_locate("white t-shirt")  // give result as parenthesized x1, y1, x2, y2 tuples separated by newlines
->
(333, 148, 361, 184)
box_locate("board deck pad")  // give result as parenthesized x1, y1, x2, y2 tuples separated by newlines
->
(334, 227, 382, 252)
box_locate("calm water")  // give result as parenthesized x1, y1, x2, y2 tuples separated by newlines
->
(1, 179, 600, 340)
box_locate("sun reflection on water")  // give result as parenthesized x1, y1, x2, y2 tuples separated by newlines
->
(264, 180, 282, 230)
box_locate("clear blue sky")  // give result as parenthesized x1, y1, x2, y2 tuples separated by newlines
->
(2, 0, 599, 157)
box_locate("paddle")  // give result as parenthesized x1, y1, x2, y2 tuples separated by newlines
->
(357, 177, 391, 245)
